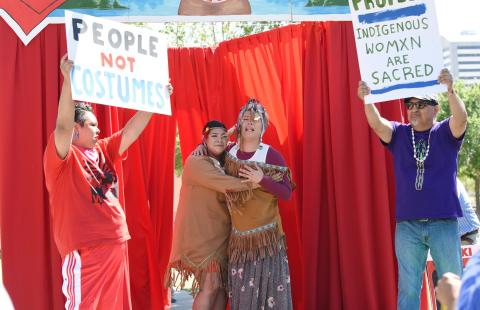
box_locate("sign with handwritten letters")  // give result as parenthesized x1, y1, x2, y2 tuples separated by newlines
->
(349, 0, 447, 104)
(65, 11, 171, 115)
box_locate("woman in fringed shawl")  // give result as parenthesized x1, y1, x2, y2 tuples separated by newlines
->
(166, 120, 262, 310)
(225, 99, 295, 310)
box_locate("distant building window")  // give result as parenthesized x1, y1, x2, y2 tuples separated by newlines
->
(459, 61, 480, 65)
(460, 30, 478, 35)
(457, 46, 480, 50)
(459, 68, 480, 72)
(458, 53, 480, 57)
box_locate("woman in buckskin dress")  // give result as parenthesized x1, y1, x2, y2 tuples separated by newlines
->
(166, 120, 262, 310)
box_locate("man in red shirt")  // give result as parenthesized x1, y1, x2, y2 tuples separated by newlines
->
(44, 54, 172, 309)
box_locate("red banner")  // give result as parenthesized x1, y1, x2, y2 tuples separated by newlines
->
(0, 0, 65, 43)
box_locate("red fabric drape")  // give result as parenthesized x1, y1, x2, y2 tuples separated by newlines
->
(120, 109, 176, 309)
(0, 20, 175, 309)
(302, 22, 402, 309)
(0, 20, 65, 310)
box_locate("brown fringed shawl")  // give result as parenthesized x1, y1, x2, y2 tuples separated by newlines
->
(224, 152, 295, 264)
(165, 156, 255, 294)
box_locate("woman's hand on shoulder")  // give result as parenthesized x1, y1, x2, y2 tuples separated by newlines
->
(239, 164, 263, 184)
(270, 172, 283, 182)
(191, 144, 207, 156)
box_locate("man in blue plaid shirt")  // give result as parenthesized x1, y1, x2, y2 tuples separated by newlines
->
(457, 178, 480, 245)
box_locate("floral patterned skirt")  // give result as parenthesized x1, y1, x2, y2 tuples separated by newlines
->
(228, 242, 292, 310)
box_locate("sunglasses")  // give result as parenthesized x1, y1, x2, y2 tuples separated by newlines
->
(405, 100, 437, 110)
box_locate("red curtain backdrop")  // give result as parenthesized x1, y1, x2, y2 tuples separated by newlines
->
(1, 19, 436, 310)
(301, 22, 401, 309)
(170, 26, 306, 309)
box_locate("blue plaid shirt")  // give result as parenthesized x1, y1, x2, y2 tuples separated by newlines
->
(457, 179, 480, 237)
(458, 251, 480, 309)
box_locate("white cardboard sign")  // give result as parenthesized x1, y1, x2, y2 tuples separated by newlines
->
(349, 0, 447, 103)
(65, 11, 171, 115)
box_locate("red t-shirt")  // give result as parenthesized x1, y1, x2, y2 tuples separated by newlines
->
(44, 131, 130, 257)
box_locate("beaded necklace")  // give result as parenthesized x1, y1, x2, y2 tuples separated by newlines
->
(411, 126, 432, 190)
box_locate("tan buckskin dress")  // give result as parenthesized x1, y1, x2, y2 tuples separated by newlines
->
(166, 155, 254, 294)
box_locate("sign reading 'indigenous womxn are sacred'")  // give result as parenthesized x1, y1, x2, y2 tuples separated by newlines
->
(65, 11, 171, 115)
(349, 0, 447, 103)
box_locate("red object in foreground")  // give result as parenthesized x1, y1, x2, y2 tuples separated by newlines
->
(0, 0, 65, 34)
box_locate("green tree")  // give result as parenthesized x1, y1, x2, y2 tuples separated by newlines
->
(438, 82, 480, 208)
(147, 21, 286, 48)
(60, 0, 98, 9)
(98, 0, 111, 9)
(60, 0, 127, 9)
(175, 130, 183, 177)
(113, 0, 127, 9)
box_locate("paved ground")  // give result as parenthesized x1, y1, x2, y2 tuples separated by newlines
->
(167, 178, 194, 310)
(168, 290, 193, 309)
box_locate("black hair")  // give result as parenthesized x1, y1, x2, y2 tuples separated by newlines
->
(74, 102, 94, 126)
(202, 120, 227, 136)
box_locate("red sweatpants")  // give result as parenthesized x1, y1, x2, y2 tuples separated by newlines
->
(62, 242, 131, 310)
